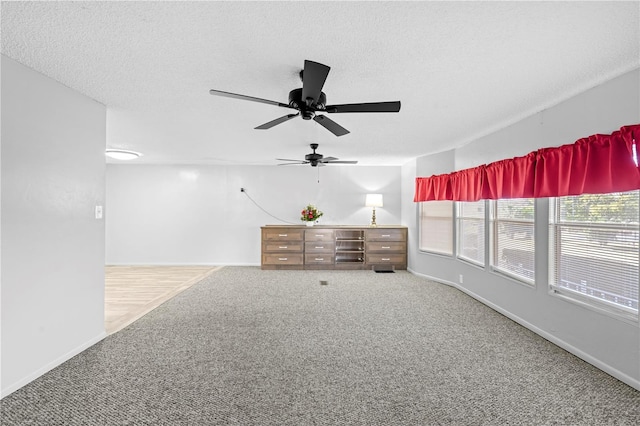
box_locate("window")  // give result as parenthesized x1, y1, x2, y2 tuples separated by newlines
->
(457, 201, 485, 266)
(419, 201, 453, 255)
(549, 191, 639, 319)
(491, 198, 535, 283)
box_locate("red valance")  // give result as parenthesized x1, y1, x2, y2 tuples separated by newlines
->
(414, 173, 451, 201)
(450, 166, 485, 201)
(414, 124, 640, 202)
(483, 153, 536, 199)
(535, 125, 640, 197)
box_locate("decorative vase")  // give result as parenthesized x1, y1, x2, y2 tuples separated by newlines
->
(306, 221, 314, 227)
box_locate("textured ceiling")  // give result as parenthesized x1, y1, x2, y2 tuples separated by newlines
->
(2, 1, 639, 166)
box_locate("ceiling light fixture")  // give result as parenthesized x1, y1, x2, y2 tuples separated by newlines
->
(105, 149, 142, 160)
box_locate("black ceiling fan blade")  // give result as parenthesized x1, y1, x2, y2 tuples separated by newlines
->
(301, 60, 330, 105)
(276, 158, 305, 162)
(321, 156, 338, 162)
(209, 89, 292, 108)
(255, 113, 300, 130)
(325, 101, 401, 113)
(277, 161, 308, 166)
(325, 160, 359, 164)
(313, 115, 350, 137)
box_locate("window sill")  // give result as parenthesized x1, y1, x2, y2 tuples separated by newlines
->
(550, 287, 639, 325)
(418, 249, 454, 258)
(490, 267, 536, 289)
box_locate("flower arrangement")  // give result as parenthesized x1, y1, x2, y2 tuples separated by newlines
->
(301, 204, 323, 222)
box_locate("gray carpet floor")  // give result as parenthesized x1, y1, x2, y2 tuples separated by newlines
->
(1, 266, 639, 425)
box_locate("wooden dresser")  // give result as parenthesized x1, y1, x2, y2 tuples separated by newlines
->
(261, 225, 407, 270)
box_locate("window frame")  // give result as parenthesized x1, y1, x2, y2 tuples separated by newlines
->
(418, 200, 454, 256)
(548, 192, 639, 322)
(489, 198, 536, 286)
(456, 200, 486, 267)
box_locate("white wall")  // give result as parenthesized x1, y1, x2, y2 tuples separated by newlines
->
(406, 68, 640, 390)
(1, 56, 107, 397)
(106, 164, 401, 265)
(400, 158, 417, 265)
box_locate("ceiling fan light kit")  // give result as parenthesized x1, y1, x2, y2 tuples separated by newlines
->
(210, 60, 401, 136)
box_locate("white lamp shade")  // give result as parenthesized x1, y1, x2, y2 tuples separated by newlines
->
(365, 193, 383, 207)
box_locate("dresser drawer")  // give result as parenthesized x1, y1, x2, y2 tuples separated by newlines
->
(305, 229, 335, 241)
(305, 254, 335, 265)
(366, 242, 406, 253)
(366, 229, 406, 242)
(305, 242, 335, 254)
(263, 242, 304, 253)
(262, 229, 304, 241)
(262, 254, 304, 265)
(366, 254, 407, 265)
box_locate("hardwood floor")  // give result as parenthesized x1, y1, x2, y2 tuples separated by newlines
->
(105, 265, 221, 334)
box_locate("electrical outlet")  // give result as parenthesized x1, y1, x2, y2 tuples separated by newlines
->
(459, 274, 464, 284)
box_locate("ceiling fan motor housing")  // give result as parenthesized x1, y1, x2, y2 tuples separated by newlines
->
(289, 88, 326, 120)
(305, 153, 323, 162)
(305, 143, 323, 164)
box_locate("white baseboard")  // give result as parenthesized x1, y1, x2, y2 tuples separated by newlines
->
(407, 268, 640, 392)
(1, 331, 107, 399)
(104, 262, 261, 266)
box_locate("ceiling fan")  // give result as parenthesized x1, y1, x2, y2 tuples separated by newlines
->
(209, 60, 401, 137)
(277, 143, 358, 167)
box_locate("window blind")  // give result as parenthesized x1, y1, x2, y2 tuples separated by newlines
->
(550, 191, 639, 318)
(491, 199, 535, 283)
(419, 201, 453, 255)
(457, 201, 485, 265)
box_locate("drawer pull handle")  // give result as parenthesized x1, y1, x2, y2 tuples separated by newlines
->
(381, 246, 391, 249)
(278, 258, 288, 261)
(382, 234, 391, 237)
(315, 246, 324, 249)
(279, 246, 288, 249)
(278, 234, 288, 237)
(315, 258, 324, 261)
(315, 235, 324, 237)
(382, 258, 391, 261)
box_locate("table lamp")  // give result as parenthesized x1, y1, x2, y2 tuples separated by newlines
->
(365, 194, 383, 227)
